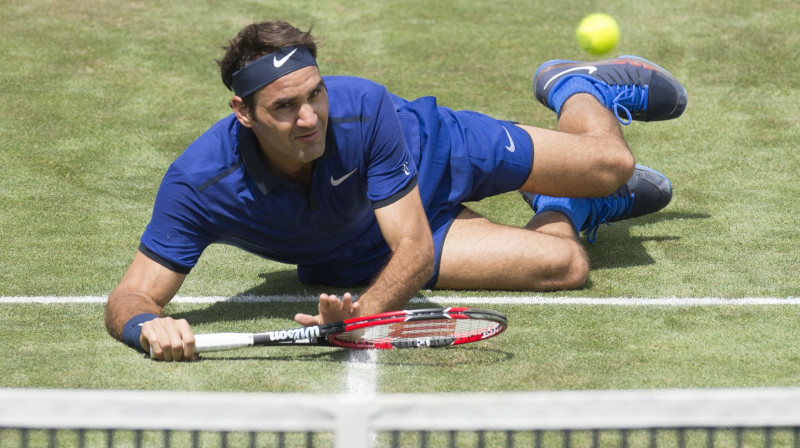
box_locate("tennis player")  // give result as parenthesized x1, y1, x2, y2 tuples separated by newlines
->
(105, 21, 686, 360)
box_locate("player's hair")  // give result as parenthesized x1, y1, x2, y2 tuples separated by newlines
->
(217, 21, 320, 110)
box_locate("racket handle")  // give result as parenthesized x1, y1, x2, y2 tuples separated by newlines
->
(194, 333, 255, 353)
(147, 333, 254, 358)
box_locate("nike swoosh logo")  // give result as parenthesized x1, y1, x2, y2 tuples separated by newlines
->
(502, 126, 515, 153)
(330, 168, 357, 186)
(273, 48, 298, 68)
(543, 66, 598, 90)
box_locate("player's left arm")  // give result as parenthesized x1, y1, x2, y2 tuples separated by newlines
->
(294, 185, 433, 325)
(358, 184, 434, 315)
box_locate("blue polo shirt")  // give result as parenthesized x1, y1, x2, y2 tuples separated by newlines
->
(140, 76, 417, 285)
(140, 75, 534, 287)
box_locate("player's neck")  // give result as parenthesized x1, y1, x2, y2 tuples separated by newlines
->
(260, 149, 313, 189)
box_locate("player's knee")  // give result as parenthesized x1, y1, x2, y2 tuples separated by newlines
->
(597, 143, 635, 195)
(536, 239, 589, 291)
(556, 244, 590, 289)
(564, 251, 590, 289)
(614, 150, 635, 186)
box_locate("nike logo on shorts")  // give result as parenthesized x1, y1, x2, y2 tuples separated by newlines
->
(502, 126, 515, 153)
(331, 168, 357, 186)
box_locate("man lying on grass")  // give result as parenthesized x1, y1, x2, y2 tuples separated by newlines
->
(105, 20, 686, 360)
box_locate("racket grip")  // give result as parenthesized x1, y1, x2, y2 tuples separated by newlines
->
(147, 333, 254, 358)
(194, 333, 255, 353)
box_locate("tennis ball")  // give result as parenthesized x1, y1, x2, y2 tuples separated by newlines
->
(576, 13, 620, 56)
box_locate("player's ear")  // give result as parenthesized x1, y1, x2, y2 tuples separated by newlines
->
(231, 96, 254, 128)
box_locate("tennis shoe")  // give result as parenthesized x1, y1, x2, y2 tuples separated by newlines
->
(532, 56, 687, 124)
(521, 165, 672, 243)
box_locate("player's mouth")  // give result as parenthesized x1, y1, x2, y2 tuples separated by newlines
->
(294, 127, 321, 143)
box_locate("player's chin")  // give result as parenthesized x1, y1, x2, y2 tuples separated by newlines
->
(296, 141, 325, 162)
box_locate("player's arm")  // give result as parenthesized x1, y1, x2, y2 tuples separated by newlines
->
(105, 250, 194, 361)
(295, 185, 433, 325)
(360, 184, 434, 315)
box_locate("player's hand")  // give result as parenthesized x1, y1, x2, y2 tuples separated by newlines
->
(294, 293, 361, 326)
(140, 317, 197, 361)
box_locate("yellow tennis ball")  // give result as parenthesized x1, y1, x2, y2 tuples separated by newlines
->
(576, 13, 620, 56)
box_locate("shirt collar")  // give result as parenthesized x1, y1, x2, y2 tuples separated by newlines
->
(238, 125, 279, 195)
(237, 122, 337, 195)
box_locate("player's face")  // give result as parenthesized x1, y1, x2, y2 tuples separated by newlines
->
(243, 66, 329, 170)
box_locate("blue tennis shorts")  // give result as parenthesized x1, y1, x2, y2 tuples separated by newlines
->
(397, 96, 534, 286)
(298, 97, 534, 288)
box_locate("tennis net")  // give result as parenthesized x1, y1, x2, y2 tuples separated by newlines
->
(3, 387, 800, 447)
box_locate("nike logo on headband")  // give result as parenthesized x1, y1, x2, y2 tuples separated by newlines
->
(273, 48, 298, 68)
(232, 46, 318, 98)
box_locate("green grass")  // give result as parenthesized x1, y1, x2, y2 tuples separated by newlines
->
(4, 303, 800, 392)
(1, 0, 800, 393)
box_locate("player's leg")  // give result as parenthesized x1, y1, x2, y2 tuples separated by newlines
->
(434, 207, 589, 291)
(433, 163, 673, 290)
(517, 55, 687, 199)
(516, 93, 634, 198)
(423, 56, 686, 290)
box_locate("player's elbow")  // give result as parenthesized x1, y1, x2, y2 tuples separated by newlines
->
(104, 292, 124, 340)
(418, 233, 436, 283)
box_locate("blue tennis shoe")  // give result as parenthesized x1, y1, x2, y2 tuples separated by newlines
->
(522, 165, 673, 243)
(533, 56, 687, 124)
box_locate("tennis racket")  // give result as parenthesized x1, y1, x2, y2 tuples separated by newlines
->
(186, 307, 506, 354)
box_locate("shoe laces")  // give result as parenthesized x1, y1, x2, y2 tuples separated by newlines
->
(598, 83, 649, 125)
(583, 188, 634, 243)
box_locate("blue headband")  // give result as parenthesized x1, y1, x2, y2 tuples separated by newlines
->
(231, 46, 318, 98)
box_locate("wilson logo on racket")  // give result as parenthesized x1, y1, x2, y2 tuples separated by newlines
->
(267, 326, 321, 341)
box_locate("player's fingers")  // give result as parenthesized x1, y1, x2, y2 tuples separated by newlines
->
(317, 293, 360, 323)
(318, 294, 345, 319)
(318, 293, 341, 308)
(348, 296, 362, 317)
(141, 319, 172, 360)
(140, 320, 158, 358)
(294, 312, 321, 327)
(159, 318, 181, 361)
(164, 317, 193, 361)
(143, 318, 187, 361)
(341, 293, 363, 318)
(174, 318, 196, 361)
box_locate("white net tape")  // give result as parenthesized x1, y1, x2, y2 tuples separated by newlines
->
(3, 387, 800, 447)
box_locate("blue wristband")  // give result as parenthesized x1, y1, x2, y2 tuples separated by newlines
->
(121, 313, 159, 353)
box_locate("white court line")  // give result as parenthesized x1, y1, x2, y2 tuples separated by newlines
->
(345, 350, 378, 398)
(3, 296, 800, 305)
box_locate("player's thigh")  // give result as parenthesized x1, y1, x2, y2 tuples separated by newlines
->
(516, 122, 633, 197)
(435, 209, 588, 291)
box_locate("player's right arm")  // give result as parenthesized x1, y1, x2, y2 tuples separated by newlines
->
(105, 250, 194, 361)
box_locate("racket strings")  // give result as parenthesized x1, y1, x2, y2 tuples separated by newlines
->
(338, 318, 499, 344)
